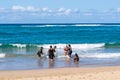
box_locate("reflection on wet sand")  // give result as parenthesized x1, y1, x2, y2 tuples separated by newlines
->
(49, 61, 55, 68)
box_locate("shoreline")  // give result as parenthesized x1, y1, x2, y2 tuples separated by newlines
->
(0, 66, 120, 80)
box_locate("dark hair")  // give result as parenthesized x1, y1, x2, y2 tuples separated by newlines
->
(68, 44, 71, 46)
(50, 45, 52, 48)
(54, 46, 56, 48)
(75, 53, 79, 58)
(40, 47, 43, 49)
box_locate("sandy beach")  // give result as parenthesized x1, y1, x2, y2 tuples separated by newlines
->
(0, 66, 120, 80)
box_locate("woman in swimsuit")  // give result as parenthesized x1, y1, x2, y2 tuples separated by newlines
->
(64, 45, 69, 56)
(48, 46, 54, 61)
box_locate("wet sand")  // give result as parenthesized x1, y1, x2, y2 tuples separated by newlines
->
(0, 66, 120, 80)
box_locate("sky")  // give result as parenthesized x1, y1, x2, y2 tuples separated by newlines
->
(0, 0, 120, 23)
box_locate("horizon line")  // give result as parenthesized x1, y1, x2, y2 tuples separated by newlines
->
(0, 22, 120, 25)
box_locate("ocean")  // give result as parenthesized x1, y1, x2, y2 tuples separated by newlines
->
(0, 23, 120, 70)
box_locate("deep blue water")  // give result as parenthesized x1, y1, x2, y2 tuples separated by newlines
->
(0, 23, 120, 44)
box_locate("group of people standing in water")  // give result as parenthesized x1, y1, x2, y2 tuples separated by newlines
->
(64, 44, 72, 57)
(37, 44, 79, 62)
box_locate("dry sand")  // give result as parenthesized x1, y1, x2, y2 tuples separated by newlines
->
(0, 66, 120, 80)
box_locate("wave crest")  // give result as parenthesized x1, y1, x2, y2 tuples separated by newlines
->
(0, 53, 5, 58)
(0, 43, 120, 49)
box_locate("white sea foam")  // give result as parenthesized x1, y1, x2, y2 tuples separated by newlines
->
(12, 44, 26, 48)
(44, 25, 66, 27)
(0, 44, 2, 46)
(21, 25, 67, 27)
(75, 24, 102, 27)
(37, 43, 104, 50)
(21, 24, 120, 28)
(81, 53, 120, 58)
(22, 24, 103, 27)
(21, 25, 48, 27)
(0, 53, 5, 58)
(74, 24, 120, 27)
(58, 55, 70, 58)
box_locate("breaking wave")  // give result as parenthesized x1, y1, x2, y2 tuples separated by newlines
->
(0, 43, 120, 49)
(0, 43, 104, 49)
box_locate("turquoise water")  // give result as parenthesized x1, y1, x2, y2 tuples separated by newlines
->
(1, 23, 120, 44)
(0, 23, 120, 70)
